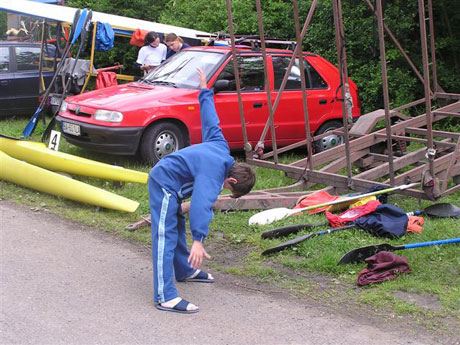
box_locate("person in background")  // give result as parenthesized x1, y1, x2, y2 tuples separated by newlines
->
(136, 31, 167, 74)
(164, 33, 190, 59)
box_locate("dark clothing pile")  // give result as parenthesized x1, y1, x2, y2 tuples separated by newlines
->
(357, 251, 411, 286)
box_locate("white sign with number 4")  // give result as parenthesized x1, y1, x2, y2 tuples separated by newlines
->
(48, 130, 61, 151)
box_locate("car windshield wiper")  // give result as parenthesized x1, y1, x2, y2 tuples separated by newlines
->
(140, 78, 154, 84)
(147, 80, 178, 88)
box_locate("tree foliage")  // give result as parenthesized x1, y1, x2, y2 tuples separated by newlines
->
(159, 0, 459, 115)
(28, 0, 459, 116)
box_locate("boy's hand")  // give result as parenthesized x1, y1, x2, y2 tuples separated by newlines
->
(197, 67, 207, 89)
(188, 240, 211, 269)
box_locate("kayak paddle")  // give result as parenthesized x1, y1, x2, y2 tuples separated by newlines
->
(249, 183, 419, 226)
(261, 222, 328, 239)
(262, 225, 355, 255)
(22, 9, 86, 138)
(411, 203, 460, 219)
(43, 9, 93, 142)
(338, 238, 460, 264)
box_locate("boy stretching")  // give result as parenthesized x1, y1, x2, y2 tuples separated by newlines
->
(148, 69, 256, 314)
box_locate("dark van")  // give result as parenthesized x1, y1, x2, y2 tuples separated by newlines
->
(0, 41, 56, 117)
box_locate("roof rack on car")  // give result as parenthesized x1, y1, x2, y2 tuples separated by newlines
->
(198, 33, 296, 51)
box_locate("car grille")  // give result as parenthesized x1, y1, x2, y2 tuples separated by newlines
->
(68, 108, 92, 117)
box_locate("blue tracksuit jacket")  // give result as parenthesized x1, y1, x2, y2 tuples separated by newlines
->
(150, 88, 234, 241)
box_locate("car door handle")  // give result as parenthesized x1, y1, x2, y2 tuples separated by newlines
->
(253, 102, 263, 108)
(319, 99, 327, 105)
(0, 80, 8, 86)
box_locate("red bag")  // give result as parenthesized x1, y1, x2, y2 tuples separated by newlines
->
(326, 200, 381, 227)
(130, 28, 149, 47)
(96, 71, 118, 89)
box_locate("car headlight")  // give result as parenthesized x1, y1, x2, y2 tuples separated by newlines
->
(60, 100, 68, 113)
(94, 110, 124, 122)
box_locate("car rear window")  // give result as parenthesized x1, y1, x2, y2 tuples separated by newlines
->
(272, 56, 327, 90)
(0, 47, 9, 72)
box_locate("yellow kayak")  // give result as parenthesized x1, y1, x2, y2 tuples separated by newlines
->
(0, 151, 139, 213)
(0, 136, 148, 184)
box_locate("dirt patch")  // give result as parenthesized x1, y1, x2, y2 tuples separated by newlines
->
(392, 290, 442, 312)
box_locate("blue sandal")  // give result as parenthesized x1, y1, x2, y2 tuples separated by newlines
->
(156, 299, 199, 314)
(181, 270, 215, 283)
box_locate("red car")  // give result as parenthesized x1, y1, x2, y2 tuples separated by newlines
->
(56, 46, 361, 164)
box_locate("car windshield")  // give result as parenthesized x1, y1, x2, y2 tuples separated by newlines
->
(141, 50, 224, 89)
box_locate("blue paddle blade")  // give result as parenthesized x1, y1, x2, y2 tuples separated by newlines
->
(22, 109, 40, 138)
(71, 8, 88, 44)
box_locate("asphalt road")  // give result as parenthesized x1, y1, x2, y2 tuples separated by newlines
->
(1, 200, 440, 345)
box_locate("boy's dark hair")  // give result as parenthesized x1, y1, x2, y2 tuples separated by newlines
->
(144, 31, 159, 46)
(228, 163, 256, 198)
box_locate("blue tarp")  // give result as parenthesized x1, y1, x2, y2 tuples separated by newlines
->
(95, 22, 114, 52)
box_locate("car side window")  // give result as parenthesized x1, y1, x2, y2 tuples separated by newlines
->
(273, 56, 327, 90)
(307, 63, 328, 89)
(216, 56, 265, 91)
(0, 47, 9, 72)
(15, 47, 41, 71)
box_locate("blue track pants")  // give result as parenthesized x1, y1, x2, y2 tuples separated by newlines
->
(148, 177, 196, 303)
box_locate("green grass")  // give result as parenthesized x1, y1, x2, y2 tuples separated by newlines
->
(1, 116, 459, 334)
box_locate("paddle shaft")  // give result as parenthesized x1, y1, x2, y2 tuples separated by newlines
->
(23, 10, 83, 138)
(261, 222, 328, 239)
(43, 10, 93, 141)
(338, 237, 460, 264)
(262, 225, 355, 255)
(400, 238, 460, 250)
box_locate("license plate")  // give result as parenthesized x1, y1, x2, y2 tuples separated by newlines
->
(62, 122, 81, 136)
(49, 96, 60, 106)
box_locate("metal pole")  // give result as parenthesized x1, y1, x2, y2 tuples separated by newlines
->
(38, 21, 46, 95)
(376, 0, 395, 185)
(418, 0, 435, 177)
(80, 22, 97, 93)
(225, 0, 252, 158)
(332, 0, 354, 186)
(364, 0, 430, 93)
(254, 0, 279, 163)
(253, 0, 318, 156)
(292, 0, 313, 170)
(440, 134, 460, 193)
(427, 0, 440, 93)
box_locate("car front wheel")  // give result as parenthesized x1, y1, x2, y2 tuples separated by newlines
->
(314, 120, 344, 153)
(140, 122, 185, 165)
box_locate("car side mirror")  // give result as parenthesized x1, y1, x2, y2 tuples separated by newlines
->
(213, 79, 230, 93)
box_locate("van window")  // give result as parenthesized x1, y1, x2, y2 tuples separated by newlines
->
(272, 56, 327, 90)
(15, 47, 41, 71)
(0, 47, 9, 72)
(216, 56, 265, 92)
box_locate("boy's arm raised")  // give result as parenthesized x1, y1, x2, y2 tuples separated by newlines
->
(197, 68, 226, 143)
